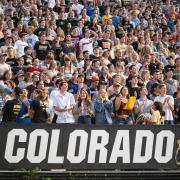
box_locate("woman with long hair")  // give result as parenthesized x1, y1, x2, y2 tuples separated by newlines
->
(151, 101, 165, 125)
(5, 46, 17, 67)
(16, 89, 32, 123)
(88, 17, 101, 33)
(78, 9, 90, 25)
(74, 88, 94, 124)
(61, 34, 76, 54)
(94, 89, 113, 125)
(61, 55, 76, 79)
(3, 70, 13, 83)
(99, 66, 111, 88)
(46, 60, 58, 79)
(30, 89, 52, 123)
(115, 86, 134, 125)
(40, 88, 54, 123)
(141, 70, 151, 86)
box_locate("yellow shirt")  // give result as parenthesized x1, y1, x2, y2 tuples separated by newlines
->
(102, 15, 112, 25)
(152, 110, 161, 125)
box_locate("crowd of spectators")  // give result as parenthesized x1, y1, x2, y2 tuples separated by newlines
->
(0, 0, 179, 125)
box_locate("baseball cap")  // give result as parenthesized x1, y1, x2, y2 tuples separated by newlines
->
(90, 76, 99, 81)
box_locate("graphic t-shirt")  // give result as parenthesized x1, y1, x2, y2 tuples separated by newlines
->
(2, 99, 22, 122)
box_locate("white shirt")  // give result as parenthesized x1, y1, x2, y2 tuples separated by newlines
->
(50, 88, 59, 114)
(78, 60, 85, 69)
(79, 38, 93, 55)
(0, 63, 11, 78)
(14, 40, 28, 58)
(53, 91, 75, 123)
(48, 0, 56, 9)
(154, 95, 174, 121)
(71, 3, 84, 16)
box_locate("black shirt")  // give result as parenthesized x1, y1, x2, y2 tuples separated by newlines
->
(2, 99, 22, 122)
(34, 41, 51, 60)
(34, 27, 47, 36)
(98, 39, 112, 50)
(6, 58, 18, 67)
(56, 19, 67, 30)
(30, 100, 48, 123)
(23, 55, 33, 66)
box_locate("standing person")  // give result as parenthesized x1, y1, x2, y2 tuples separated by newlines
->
(151, 101, 165, 125)
(79, 28, 97, 55)
(165, 68, 179, 96)
(146, 70, 160, 95)
(114, 86, 134, 125)
(94, 89, 113, 125)
(30, 89, 51, 123)
(53, 80, 75, 123)
(73, 88, 94, 124)
(134, 86, 153, 121)
(26, 73, 39, 98)
(40, 88, 54, 123)
(16, 89, 32, 123)
(174, 57, 180, 82)
(2, 87, 22, 123)
(174, 87, 180, 124)
(14, 32, 28, 58)
(154, 84, 174, 125)
(33, 32, 51, 61)
(26, 26, 39, 48)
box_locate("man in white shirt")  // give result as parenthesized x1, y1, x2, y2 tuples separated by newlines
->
(53, 80, 75, 123)
(154, 83, 174, 124)
(79, 28, 97, 55)
(14, 32, 28, 58)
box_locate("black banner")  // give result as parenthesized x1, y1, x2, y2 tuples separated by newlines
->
(0, 124, 180, 170)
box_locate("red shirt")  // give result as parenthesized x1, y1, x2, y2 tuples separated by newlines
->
(27, 67, 44, 73)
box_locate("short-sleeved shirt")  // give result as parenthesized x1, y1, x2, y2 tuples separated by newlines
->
(152, 110, 161, 125)
(34, 41, 51, 60)
(53, 91, 75, 123)
(154, 95, 174, 121)
(134, 98, 153, 119)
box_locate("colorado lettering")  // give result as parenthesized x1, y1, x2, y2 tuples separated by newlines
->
(4, 129, 175, 164)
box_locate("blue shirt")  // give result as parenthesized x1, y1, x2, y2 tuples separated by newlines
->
(112, 16, 122, 27)
(86, 6, 94, 17)
(16, 99, 32, 123)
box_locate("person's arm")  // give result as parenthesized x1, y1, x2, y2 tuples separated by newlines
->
(73, 101, 79, 114)
(79, 39, 83, 52)
(134, 100, 140, 113)
(164, 96, 174, 112)
(115, 96, 121, 112)
(21, 100, 31, 118)
(54, 105, 69, 112)
(33, 42, 38, 58)
(94, 100, 104, 112)
(90, 30, 98, 41)
(2, 101, 10, 123)
(68, 94, 75, 111)
(107, 100, 113, 114)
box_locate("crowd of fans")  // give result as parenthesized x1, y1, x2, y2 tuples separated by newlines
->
(0, 0, 179, 125)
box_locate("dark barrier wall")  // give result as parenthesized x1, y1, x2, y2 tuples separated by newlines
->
(0, 124, 180, 170)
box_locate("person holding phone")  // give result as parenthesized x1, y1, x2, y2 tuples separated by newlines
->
(94, 89, 113, 124)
